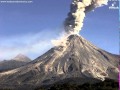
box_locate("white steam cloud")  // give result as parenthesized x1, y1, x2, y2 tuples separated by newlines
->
(64, 0, 108, 34)
(0, 30, 57, 60)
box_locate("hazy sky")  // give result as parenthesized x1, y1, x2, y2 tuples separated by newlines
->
(0, 0, 119, 60)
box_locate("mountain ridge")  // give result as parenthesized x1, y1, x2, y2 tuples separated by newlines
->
(0, 34, 119, 89)
(0, 54, 31, 72)
(13, 54, 31, 62)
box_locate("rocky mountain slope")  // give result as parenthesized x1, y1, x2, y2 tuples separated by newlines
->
(0, 35, 119, 90)
(0, 54, 31, 72)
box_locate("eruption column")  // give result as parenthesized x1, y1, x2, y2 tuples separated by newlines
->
(64, 0, 108, 34)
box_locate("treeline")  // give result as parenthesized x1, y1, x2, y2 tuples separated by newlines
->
(0, 79, 118, 90)
(36, 79, 118, 90)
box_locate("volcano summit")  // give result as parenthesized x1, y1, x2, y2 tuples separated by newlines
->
(0, 35, 119, 90)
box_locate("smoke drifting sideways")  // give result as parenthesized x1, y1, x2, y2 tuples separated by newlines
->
(64, 0, 108, 35)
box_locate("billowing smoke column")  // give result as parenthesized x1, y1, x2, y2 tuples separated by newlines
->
(64, 0, 108, 34)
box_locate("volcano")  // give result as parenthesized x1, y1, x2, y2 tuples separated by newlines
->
(0, 54, 31, 72)
(0, 35, 119, 89)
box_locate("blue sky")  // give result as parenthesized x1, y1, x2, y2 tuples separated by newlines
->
(0, 0, 119, 60)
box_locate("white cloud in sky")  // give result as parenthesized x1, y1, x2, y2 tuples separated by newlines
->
(0, 29, 60, 60)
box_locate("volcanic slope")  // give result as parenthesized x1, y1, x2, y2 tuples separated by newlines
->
(0, 35, 119, 89)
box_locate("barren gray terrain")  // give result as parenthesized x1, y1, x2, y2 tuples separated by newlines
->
(0, 35, 119, 90)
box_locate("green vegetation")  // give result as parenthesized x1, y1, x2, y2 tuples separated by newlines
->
(36, 79, 118, 90)
(0, 79, 118, 90)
